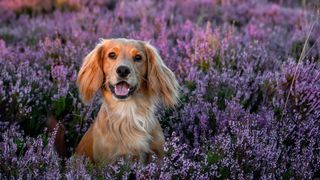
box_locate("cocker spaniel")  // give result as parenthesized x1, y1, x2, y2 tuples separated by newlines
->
(75, 38, 179, 163)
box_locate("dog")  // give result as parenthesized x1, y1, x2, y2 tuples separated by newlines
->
(75, 38, 179, 164)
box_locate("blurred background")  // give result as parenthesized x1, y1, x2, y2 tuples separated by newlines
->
(0, 0, 319, 179)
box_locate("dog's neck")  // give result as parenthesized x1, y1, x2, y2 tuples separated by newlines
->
(100, 93, 157, 134)
(91, 93, 158, 157)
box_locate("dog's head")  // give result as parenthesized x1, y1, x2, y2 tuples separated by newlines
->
(77, 38, 179, 107)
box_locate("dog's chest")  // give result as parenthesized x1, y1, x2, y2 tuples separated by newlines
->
(93, 104, 156, 162)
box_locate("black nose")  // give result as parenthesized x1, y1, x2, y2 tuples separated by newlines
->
(116, 66, 130, 78)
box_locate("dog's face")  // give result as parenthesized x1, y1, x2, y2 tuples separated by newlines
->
(77, 38, 179, 106)
(102, 39, 147, 100)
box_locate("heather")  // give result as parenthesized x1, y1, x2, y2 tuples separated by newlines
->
(0, 0, 320, 179)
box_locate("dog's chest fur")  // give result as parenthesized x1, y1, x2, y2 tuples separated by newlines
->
(92, 99, 157, 162)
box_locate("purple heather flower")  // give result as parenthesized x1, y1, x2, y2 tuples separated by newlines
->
(0, 0, 320, 178)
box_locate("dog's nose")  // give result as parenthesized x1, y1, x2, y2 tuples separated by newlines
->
(116, 66, 131, 78)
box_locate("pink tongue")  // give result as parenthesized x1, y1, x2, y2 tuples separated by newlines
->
(115, 82, 130, 96)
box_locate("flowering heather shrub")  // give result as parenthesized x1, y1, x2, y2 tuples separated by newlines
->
(1, 0, 320, 179)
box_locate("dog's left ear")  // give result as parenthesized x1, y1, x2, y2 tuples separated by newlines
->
(77, 42, 105, 104)
(145, 43, 179, 107)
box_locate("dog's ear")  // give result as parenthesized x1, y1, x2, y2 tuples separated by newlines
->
(77, 42, 104, 104)
(145, 43, 179, 107)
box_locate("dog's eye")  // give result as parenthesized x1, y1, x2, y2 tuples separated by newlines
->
(108, 52, 117, 60)
(133, 55, 142, 62)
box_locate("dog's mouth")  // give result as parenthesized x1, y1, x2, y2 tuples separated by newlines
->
(109, 81, 137, 99)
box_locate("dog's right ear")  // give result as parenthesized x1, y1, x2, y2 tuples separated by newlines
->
(77, 42, 105, 104)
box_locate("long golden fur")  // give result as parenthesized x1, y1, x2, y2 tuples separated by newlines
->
(75, 38, 179, 164)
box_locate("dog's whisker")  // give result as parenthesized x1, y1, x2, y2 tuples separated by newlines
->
(141, 76, 149, 83)
(136, 72, 149, 83)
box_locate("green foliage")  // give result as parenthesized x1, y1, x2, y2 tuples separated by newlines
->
(14, 138, 25, 156)
(41, 132, 49, 147)
(117, 163, 131, 179)
(0, 29, 15, 43)
(216, 85, 234, 110)
(218, 166, 231, 180)
(283, 170, 293, 180)
(207, 151, 222, 165)
(290, 41, 304, 60)
(53, 97, 66, 117)
(198, 60, 211, 72)
(214, 55, 223, 71)
(185, 80, 197, 92)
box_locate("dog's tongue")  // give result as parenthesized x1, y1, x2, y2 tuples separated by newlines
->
(115, 82, 130, 96)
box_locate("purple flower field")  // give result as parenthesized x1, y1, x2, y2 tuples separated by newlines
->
(1, 0, 320, 179)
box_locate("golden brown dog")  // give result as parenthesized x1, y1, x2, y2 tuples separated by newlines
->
(75, 38, 179, 164)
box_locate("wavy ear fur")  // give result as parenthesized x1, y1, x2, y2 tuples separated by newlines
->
(145, 43, 179, 107)
(77, 43, 104, 104)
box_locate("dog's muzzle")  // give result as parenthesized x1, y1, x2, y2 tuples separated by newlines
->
(108, 81, 137, 99)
